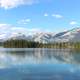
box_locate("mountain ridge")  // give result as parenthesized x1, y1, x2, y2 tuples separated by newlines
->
(0, 27, 80, 43)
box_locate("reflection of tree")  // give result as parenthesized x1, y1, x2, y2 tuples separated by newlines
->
(33, 49, 80, 64)
(5, 49, 27, 57)
(3, 48, 80, 64)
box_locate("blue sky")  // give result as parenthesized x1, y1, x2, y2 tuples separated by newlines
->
(0, 0, 80, 32)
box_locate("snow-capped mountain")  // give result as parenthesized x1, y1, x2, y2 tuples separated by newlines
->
(33, 32, 53, 43)
(50, 27, 80, 43)
(0, 27, 80, 43)
(11, 32, 54, 43)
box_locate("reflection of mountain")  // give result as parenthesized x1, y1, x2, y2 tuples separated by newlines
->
(0, 48, 80, 68)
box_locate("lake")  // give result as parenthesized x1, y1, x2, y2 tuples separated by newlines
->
(0, 48, 80, 80)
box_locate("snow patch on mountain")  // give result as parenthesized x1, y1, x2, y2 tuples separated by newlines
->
(0, 27, 80, 43)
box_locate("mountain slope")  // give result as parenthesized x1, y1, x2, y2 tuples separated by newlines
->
(50, 27, 80, 43)
(0, 27, 80, 43)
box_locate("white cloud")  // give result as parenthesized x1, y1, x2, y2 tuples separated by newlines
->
(0, 23, 14, 34)
(52, 14, 63, 19)
(0, 23, 43, 34)
(17, 18, 31, 24)
(70, 21, 77, 25)
(0, 23, 11, 29)
(0, 23, 51, 36)
(44, 13, 48, 17)
(0, 0, 38, 9)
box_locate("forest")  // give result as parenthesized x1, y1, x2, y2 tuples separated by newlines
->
(3, 39, 80, 49)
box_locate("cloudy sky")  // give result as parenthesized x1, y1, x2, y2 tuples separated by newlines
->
(0, 0, 80, 32)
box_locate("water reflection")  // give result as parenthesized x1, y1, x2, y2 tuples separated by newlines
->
(0, 48, 80, 68)
(0, 48, 80, 80)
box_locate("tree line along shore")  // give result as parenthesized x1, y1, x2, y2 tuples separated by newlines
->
(1, 39, 80, 50)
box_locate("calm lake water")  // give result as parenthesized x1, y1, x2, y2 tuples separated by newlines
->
(0, 48, 80, 80)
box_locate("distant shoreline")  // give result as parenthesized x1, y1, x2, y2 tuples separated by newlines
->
(2, 39, 80, 50)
